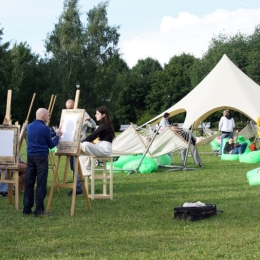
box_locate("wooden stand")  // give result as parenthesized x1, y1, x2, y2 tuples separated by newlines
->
(0, 90, 20, 210)
(0, 168, 19, 209)
(46, 155, 91, 216)
(85, 156, 113, 200)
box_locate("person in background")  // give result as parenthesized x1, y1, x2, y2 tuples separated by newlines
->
(218, 109, 235, 155)
(224, 137, 248, 155)
(159, 112, 171, 130)
(23, 108, 62, 217)
(171, 123, 202, 167)
(0, 155, 27, 196)
(18, 155, 27, 192)
(79, 106, 115, 177)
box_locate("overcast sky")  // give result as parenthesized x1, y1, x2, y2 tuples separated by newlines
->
(1, 0, 260, 67)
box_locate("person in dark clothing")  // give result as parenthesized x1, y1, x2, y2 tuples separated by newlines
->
(23, 108, 63, 217)
(79, 106, 115, 176)
(224, 137, 248, 154)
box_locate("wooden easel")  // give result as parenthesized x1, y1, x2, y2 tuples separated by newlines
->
(19, 93, 36, 152)
(47, 94, 57, 175)
(0, 90, 20, 210)
(46, 90, 91, 216)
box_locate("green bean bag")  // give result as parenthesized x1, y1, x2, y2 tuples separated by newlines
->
(210, 139, 220, 151)
(246, 167, 260, 180)
(114, 154, 143, 168)
(105, 162, 123, 173)
(153, 154, 172, 165)
(249, 174, 260, 186)
(221, 154, 239, 161)
(123, 157, 158, 174)
(239, 150, 260, 163)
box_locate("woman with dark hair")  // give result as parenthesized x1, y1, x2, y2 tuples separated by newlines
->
(79, 106, 115, 176)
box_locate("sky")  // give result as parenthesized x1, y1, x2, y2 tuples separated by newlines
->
(1, 0, 260, 68)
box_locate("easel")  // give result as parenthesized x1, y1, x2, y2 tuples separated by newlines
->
(46, 90, 91, 216)
(0, 90, 20, 210)
(19, 93, 36, 152)
(46, 94, 57, 175)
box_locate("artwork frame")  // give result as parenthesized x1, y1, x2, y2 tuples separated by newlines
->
(56, 109, 85, 156)
(0, 125, 19, 169)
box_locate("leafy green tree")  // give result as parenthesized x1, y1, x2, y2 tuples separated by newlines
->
(45, 0, 85, 111)
(146, 53, 197, 116)
(114, 57, 162, 125)
(8, 42, 42, 123)
(0, 27, 12, 121)
(246, 25, 260, 85)
(80, 1, 120, 113)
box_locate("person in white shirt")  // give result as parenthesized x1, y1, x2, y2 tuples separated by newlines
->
(218, 110, 235, 155)
(159, 112, 171, 130)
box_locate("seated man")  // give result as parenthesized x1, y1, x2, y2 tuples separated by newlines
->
(224, 137, 248, 154)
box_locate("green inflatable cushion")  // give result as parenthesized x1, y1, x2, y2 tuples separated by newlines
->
(153, 154, 172, 165)
(123, 157, 158, 174)
(210, 139, 220, 151)
(239, 150, 260, 163)
(114, 154, 143, 168)
(249, 174, 260, 186)
(221, 154, 239, 161)
(246, 167, 260, 180)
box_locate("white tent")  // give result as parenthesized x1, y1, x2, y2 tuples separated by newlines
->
(143, 54, 260, 129)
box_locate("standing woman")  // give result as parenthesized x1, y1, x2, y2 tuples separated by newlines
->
(79, 106, 115, 176)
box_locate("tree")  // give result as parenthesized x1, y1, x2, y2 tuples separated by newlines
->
(0, 27, 12, 122)
(114, 57, 162, 125)
(146, 53, 197, 116)
(45, 0, 85, 111)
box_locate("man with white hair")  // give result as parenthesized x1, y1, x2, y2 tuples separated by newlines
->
(23, 108, 62, 217)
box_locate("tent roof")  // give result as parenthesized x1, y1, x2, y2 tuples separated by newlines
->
(144, 54, 260, 128)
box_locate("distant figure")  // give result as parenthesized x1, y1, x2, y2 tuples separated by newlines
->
(218, 110, 235, 155)
(159, 112, 171, 131)
(171, 123, 202, 167)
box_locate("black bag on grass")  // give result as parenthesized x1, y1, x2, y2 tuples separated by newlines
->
(174, 204, 218, 221)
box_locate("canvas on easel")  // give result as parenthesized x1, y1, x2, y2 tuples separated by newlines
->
(56, 109, 85, 155)
(46, 90, 91, 216)
(0, 90, 20, 210)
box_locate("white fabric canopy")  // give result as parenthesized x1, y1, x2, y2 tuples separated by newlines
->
(147, 127, 188, 158)
(111, 125, 188, 158)
(142, 54, 260, 129)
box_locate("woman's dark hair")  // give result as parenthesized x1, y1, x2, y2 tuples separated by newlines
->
(96, 106, 115, 139)
(164, 112, 170, 118)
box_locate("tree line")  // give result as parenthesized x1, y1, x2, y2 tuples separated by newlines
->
(1, 0, 260, 130)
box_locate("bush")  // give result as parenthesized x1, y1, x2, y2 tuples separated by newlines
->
(136, 112, 157, 126)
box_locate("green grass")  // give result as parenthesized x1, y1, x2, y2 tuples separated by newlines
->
(1, 144, 260, 259)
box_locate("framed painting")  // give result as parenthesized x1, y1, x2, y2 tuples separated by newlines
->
(0, 125, 19, 169)
(56, 109, 85, 156)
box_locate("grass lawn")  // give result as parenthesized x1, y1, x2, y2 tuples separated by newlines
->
(1, 143, 260, 259)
